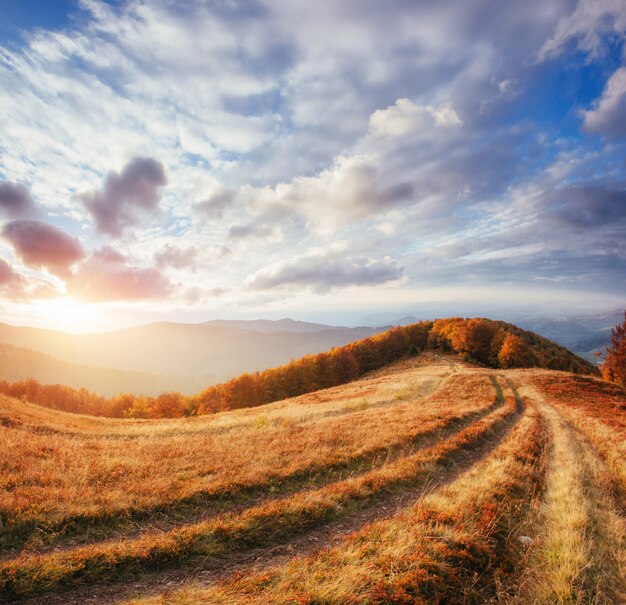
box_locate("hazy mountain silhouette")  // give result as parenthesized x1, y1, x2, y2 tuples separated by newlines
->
(0, 320, 383, 394)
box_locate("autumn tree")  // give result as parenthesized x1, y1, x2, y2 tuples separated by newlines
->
(601, 312, 626, 387)
(464, 318, 498, 365)
(498, 333, 535, 369)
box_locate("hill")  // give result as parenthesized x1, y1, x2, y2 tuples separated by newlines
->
(0, 320, 382, 386)
(0, 343, 204, 397)
(0, 353, 623, 604)
(0, 317, 596, 418)
(366, 307, 625, 362)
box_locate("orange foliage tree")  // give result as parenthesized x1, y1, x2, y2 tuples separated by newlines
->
(429, 318, 498, 365)
(497, 333, 535, 369)
(601, 312, 626, 387)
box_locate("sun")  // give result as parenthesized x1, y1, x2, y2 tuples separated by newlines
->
(29, 298, 105, 334)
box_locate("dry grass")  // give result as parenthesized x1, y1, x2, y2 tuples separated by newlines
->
(2, 358, 489, 547)
(528, 371, 626, 495)
(0, 378, 515, 600)
(515, 386, 626, 604)
(0, 355, 624, 604)
(125, 392, 544, 604)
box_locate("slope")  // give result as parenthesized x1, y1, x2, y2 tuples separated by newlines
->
(0, 353, 623, 604)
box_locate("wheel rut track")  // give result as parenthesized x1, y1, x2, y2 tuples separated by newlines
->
(522, 390, 626, 604)
(1, 372, 499, 558)
(11, 377, 525, 605)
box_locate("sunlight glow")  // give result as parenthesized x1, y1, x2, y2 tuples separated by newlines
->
(26, 299, 106, 333)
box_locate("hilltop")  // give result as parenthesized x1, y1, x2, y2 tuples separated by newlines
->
(0, 350, 623, 604)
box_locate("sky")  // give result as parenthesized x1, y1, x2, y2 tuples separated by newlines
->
(0, 0, 625, 332)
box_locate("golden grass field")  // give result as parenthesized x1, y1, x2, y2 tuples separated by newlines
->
(0, 353, 624, 604)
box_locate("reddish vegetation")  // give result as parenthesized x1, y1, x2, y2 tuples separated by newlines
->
(0, 376, 517, 600)
(0, 356, 624, 604)
(601, 311, 626, 387)
(530, 372, 626, 434)
(0, 318, 596, 418)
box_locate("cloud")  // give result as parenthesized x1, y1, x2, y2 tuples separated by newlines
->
(69, 247, 171, 302)
(0, 258, 27, 299)
(183, 285, 231, 304)
(80, 157, 167, 236)
(248, 154, 414, 235)
(194, 185, 235, 219)
(538, 0, 626, 60)
(369, 99, 462, 138)
(0, 0, 625, 310)
(582, 67, 626, 137)
(228, 222, 277, 240)
(0, 182, 38, 218)
(154, 243, 198, 269)
(545, 184, 626, 228)
(0, 257, 58, 301)
(1, 220, 85, 276)
(245, 246, 404, 292)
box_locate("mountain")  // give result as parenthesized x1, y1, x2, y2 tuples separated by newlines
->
(0, 309, 617, 396)
(0, 317, 595, 418)
(0, 320, 382, 393)
(204, 318, 338, 333)
(0, 343, 202, 397)
(513, 309, 624, 359)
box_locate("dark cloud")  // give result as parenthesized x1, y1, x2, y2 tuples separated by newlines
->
(228, 223, 275, 239)
(92, 245, 127, 264)
(1, 220, 85, 276)
(154, 244, 198, 269)
(0, 181, 38, 219)
(80, 157, 167, 237)
(194, 188, 234, 219)
(0, 258, 17, 285)
(0, 257, 57, 300)
(246, 252, 403, 292)
(0, 258, 26, 299)
(70, 248, 171, 302)
(546, 185, 626, 228)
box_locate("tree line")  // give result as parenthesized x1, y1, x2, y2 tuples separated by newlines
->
(0, 318, 600, 418)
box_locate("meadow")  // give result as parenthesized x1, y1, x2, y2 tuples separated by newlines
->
(0, 343, 624, 604)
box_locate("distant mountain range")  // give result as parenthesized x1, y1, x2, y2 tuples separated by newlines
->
(0, 343, 200, 397)
(0, 309, 621, 396)
(0, 320, 383, 396)
(204, 318, 342, 333)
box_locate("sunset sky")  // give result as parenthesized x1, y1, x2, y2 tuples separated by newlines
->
(0, 0, 625, 331)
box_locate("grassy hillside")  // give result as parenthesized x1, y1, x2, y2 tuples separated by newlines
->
(0, 354, 623, 604)
(0, 318, 597, 418)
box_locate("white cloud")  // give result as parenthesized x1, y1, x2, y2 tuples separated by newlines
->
(245, 243, 405, 293)
(245, 153, 414, 235)
(0, 0, 625, 317)
(369, 99, 462, 138)
(582, 66, 626, 137)
(539, 0, 626, 59)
